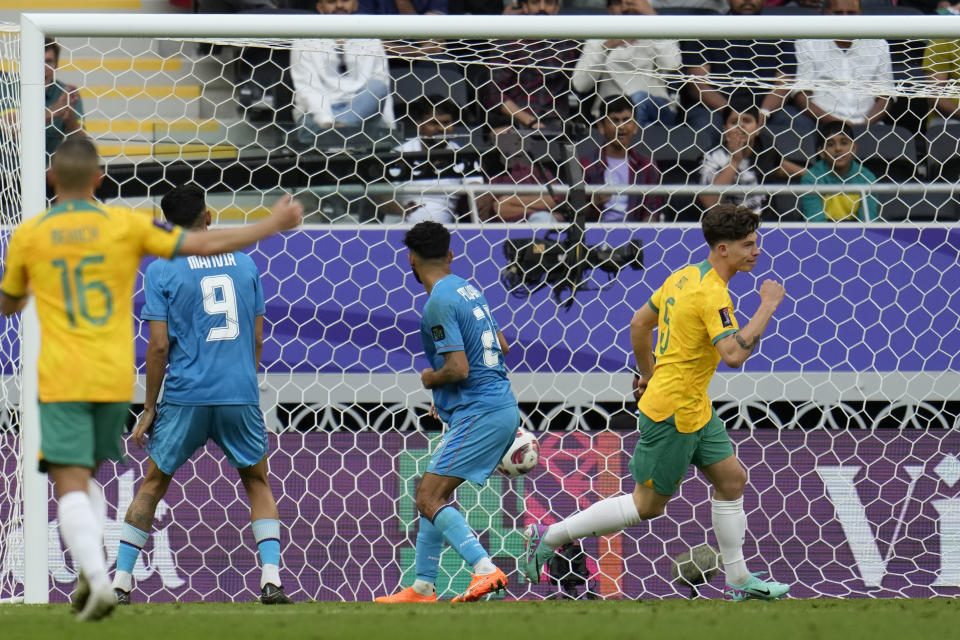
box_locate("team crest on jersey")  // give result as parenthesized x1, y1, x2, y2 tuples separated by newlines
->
(152, 218, 175, 232)
(719, 307, 733, 328)
(431, 325, 445, 341)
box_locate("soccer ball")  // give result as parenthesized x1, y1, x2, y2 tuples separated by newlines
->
(670, 543, 720, 588)
(497, 428, 540, 477)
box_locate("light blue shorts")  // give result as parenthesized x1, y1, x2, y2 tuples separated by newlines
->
(426, 404, 521, 485)
(148, 403, 268, 476)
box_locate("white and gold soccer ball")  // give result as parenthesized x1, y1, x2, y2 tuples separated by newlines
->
(497, 427, 540, 477)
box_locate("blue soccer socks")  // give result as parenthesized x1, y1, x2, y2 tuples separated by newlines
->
(113, 522, 150, 592)
(252, 518, 282, 588)
(432, 505, 489, 568)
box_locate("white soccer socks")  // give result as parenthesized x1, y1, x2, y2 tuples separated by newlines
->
(411, 579, 436, 596)
(472, 556, 498, 576)
(58, 491, 110, 591)
(86, 480, 106, 537)
(543, 494, 641, 548)
(711, 497, 751, 586)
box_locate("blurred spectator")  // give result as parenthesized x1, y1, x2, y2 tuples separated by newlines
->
(923, 39, 960, 118)
(198, 0, 277, 10)
(484, 0, 580, 130)
(698, 103, 804, 213)
(449, 0, 512, 12)
(800, 122, 879, 221)
(389, 96, 481, 223)
(44, 39, 85, 156)
(290, 0, 394, 141)
(580, 97, 663, 222)
(358, 0, 447, 11)
(684, 0, 799, 138)
(650, 0, 726, 13)
(479, 128, 560, 222)
(794, 0, 893, 127)
(573, 0, 681, 126)
(615, 0, 656, 13)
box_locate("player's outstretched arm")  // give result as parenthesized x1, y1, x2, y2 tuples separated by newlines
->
(715, 279, 785, 369)
(421, 350, 469, 389)
(179, 195, 303, 257)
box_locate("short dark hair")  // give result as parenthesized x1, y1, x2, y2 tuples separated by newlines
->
(702, 204, 760, 248)
(600, 96, 635, 119)
(817, 121, 856, 150)
(44, 38, 60, 62)
(51, 136, 99, 191)
(404, 221, 450, 260)
(160, 184, 206, 229)
(408, 94, 460, 124)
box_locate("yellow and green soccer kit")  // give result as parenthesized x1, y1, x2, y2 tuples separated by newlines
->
(631, 260, 739, 495)
(0, 199, 184, 468)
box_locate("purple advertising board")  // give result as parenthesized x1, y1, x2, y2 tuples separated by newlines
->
(4, 429, 960, 602)
(192, 225, 958, 375)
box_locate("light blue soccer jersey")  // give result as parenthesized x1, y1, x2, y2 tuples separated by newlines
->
(419, 274, 516, 423)
(141, 252, 264, 405)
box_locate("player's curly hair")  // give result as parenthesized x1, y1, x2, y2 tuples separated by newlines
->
(160, 184, 206, 229)
(701, 204, 760, 248)
(404, 221, 450, 260)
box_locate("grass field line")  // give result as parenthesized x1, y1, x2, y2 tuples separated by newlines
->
(1, 599, 958, 640)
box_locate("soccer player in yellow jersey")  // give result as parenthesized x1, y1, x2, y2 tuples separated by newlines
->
(521, 204, 790, 601)
(0, 137, 302, 621)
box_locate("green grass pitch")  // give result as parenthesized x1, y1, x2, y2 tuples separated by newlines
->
(1, 599, 957, 640)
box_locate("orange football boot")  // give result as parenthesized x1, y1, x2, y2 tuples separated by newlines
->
(450, 568, 508, 603)
(375, 586, 438, 603)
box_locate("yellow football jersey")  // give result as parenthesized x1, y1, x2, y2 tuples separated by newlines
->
(0, 200, 184, 402)
(637, 260, 739, 433)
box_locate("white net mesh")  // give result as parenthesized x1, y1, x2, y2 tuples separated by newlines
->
(0, 21, 21, 604)
(2, 15, 960, 602)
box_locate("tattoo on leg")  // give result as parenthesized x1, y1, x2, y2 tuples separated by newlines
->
(125, 493, 161, 531)
(734, 332, 760, 352)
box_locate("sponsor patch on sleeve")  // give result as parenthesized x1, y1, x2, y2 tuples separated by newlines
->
(152, 218, 174, 232)
(719, 307, 733, 328)
(431, 325, 445, 341)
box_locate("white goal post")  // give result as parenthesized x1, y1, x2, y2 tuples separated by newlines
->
(7, 12, 960, 604)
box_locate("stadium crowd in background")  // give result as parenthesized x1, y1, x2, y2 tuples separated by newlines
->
(44, 38, 85, 157)
(573, 0, 681, 127)
(290, 0, 394, 143)
(579, 96, 664, 221)
(697, 103, 804, 215)
(794, 0, 894, 129)
(799, 121, 880, 221)
(63, 0, 960, 222)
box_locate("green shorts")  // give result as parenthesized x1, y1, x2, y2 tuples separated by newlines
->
(628, 408, 734, 496)
(38, 402, 130, 472)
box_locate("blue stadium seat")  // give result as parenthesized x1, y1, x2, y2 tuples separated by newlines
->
(924, 120, 960, 182)
(634, 124, 710, 163)
(392, 61, 468, 112)
(770, 126, 817, 163)
(853, 124, 917, 163)
(876, 190, 959, 222)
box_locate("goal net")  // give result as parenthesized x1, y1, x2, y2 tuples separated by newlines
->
(2, 13, 960, 603)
